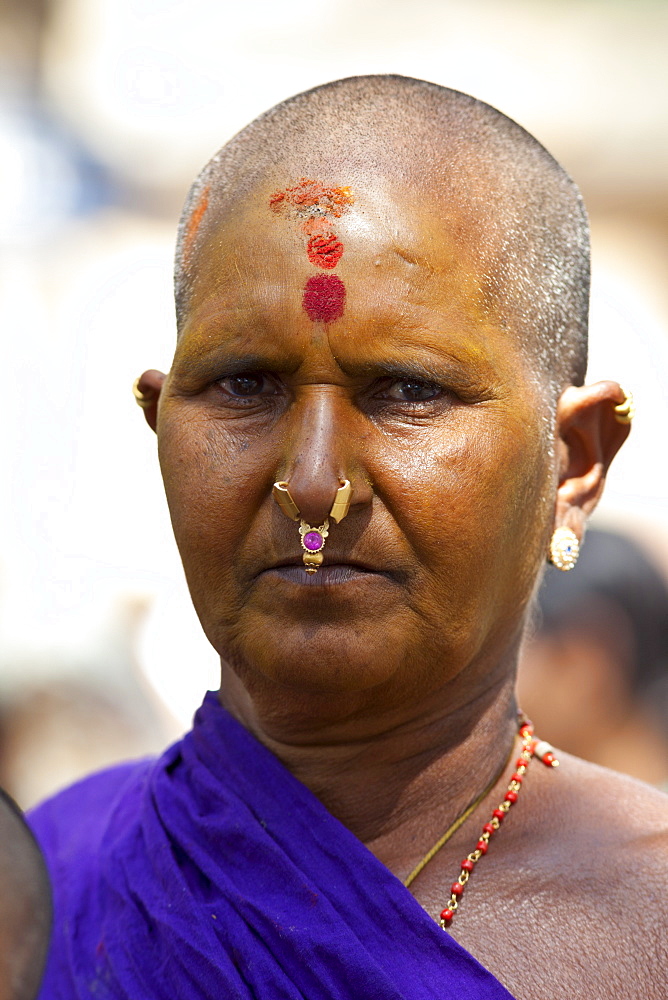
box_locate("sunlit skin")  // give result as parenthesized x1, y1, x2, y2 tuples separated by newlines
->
(136, 173, 668, 999)
(162, 182, 551, 712)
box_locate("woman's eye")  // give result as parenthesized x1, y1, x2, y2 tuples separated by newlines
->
(218, 373, 274, 397)
(383, 379, 441, 402)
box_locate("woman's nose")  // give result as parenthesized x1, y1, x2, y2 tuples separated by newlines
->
(280, 391, 356, 526)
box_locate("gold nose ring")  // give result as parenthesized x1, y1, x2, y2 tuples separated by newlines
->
(328, 479, 352, 524)
(272, 479, 352, 573)
(272, 482, 301, 522)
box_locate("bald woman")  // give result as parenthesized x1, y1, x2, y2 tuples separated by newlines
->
(30, 76, 667, 999)
(0, 791, 50, 999)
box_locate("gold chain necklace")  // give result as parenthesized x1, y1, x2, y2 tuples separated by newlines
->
(402, 715, 558, 927)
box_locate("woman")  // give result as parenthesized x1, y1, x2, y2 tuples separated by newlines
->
(30, 75, 668, 999)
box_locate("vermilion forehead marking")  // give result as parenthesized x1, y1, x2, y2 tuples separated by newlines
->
(306, 234, 344, 269)
(183, 185, 211, 264)
(269, 179, 354, 223)
(302, 275, 346, 323)
(269, 178, 352, 324)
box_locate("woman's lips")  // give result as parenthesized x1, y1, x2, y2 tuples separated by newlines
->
(259, 562, 394, 586)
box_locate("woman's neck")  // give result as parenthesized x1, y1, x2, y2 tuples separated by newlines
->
(218, 661, 518, 871)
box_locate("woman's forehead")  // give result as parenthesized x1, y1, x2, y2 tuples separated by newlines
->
(174, 176, 543, 393)
(192, 171, 508, 265)
(185, 178, 509, 322)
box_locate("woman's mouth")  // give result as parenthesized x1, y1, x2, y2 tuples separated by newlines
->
(260, 562, 394, 586)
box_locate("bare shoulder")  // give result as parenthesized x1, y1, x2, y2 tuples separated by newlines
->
(517, 755, 668, 997)
(450, 755, 668, 1000)
(531, 753, 668, 925)
(546, 752, 668, 863)
(553, 751, 668, 818)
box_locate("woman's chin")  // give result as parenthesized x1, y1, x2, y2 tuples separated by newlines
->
(217, 614, 411, 698)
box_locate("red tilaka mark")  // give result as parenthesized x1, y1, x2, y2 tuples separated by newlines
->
(182, 185, 210, 264)
(270, 179, 352, 323)
(307, 234, 344, 269)
(302, 274, 346, 323)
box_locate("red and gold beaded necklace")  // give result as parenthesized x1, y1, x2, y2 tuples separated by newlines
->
(402, 716, 558, 928)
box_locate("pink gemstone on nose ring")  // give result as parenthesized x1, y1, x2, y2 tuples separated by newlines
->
(303, 530, 324, 551)
(299, 519, 329, 573)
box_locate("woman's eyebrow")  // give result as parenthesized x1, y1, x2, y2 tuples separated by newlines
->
(336, 357, 483, 384)
(178, 350, 301, 380)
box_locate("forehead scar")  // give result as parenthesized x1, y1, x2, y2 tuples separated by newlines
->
(303, 274, 346, 323)
(183, 185, 211, 264)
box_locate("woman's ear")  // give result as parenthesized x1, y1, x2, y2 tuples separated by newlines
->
(552, 381, 631, 538)
(133, 370, 166, 433)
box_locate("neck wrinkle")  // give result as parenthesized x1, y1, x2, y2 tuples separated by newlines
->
(218, 663, 519, 863)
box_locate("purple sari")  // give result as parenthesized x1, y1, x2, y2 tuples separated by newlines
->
(30, 692, 514, 999)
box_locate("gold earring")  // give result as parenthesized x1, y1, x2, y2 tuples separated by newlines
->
(613, 387, 634, 425)
(132, 378, 152, 410)
(548, 527, 580, 571)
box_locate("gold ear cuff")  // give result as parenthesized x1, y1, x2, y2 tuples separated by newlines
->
(132, 378, 152, 410)
(613, 387, 634, 425)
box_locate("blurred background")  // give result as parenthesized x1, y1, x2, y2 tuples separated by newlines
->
(1, 0, 666, 807)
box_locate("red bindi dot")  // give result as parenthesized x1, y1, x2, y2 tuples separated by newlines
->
(302, 274, 346, 323)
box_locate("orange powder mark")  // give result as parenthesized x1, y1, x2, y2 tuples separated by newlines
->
(269, 178, 354, 233)
(306, 233, 344, 269)
(301, 216, 329, 238)
(183, 185, 211, 265)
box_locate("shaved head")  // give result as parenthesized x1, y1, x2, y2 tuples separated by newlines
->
(175, 74, 589, 398)
(0, 792, 51, 999)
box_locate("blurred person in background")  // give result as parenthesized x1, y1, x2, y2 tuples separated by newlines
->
(0, 789, 51, 1000)
(518, 527, 668, 787)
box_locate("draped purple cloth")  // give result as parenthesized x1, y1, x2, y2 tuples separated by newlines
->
(30, 691, 514, 999)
